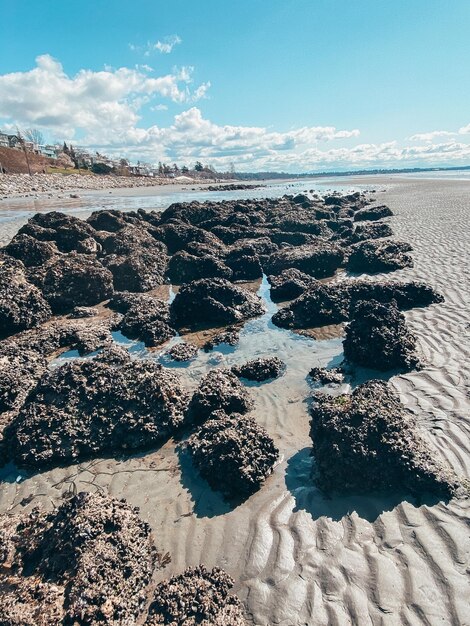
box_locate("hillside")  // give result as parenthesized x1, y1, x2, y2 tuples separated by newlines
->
(0, 146, 53, 174)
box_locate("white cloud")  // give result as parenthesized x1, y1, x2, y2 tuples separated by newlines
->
(0, 55, 208, 141)
(409, 130, 456, 142)
(154, 35, 182, 54)
(458, 123, 470, 135)
(130, 35, 182, 56)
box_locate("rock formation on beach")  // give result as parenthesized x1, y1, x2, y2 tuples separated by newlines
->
(343, 299, 420, 371)
(272, 279, 443, 329)
(309, 380, 461, 497)
(4, 346, 190, 469)
(145, 565, 247, 625)
(187, 410, 279, 500)
(308, 366, 344, 385)
(0, 492, 160, 626)
(188, 369, 254, 422)
(170, 278, 265, 329)
(231, 356, 286, 382)
(165, 341, 199, 362)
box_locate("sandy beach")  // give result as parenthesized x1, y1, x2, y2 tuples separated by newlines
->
(0, 175, 469, 625)
(1, 174, 469, 624)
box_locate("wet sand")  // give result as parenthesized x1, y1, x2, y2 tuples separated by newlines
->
(0, 177, 469, 625)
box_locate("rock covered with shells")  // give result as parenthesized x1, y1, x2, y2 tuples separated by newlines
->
(187, 410, 279, 500)
(309, 380, 462, 498)
(3, 346, 190, 469)
(188, 369, 254, 423)
(0, 492, 161, 626)
(231, 356, 286, 382)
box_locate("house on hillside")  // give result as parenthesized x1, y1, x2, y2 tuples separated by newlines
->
(38, 145, 59, 158)
(0, 132, 9, 148)
(0, 132, 21, 149)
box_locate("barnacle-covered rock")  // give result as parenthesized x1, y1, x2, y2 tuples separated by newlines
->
(118, 294, 176, 347)
(203, 326, 240, 351)
(343, 299, 420, 371)
(145, 565, 246, 626)
(268, 268, 316, 302)
(165, 342, 199, 362)
(0, 256, 51, 337)
(4, 348, 190, 469)
(232, 357, 285, 382)
(272, 279, 443, 329)
(308, 367, 344, 385)
(104, 250, 168, 292)
(0, 346, 47, 414)
(264, 242, 344, 278)
(2, 233, 58, 267)
(309, 380, 461, 497)
(167, 250, 232, 283)
(187, 411, 279, 499)
(353, 204, 393, 222)
(0, 492, 161, 626)
(352, 221, 393, 242)
(347, 240, 413, 273)
(170, 278, 265, 330)
(40, 254, 114, 313)
(188, 369, 253, 422)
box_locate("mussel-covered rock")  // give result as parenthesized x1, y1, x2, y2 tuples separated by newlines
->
(40, 254, 114, 313)
(118, 294, 176, 347)
(145, 566, 246, 626)
(4, 347, 190, 469)
(187, 411, 279, 499)
(310, 380, 461, 497)
(104, 249, 168, 292)
(0, 347, 47, 414)
(268, 268, 316, 302)
(0, 256, 51, 337)
(352, 221, 393, 242)
(0, 492, 160, 626)
(347, 240, 413, 273)
(272, 279, 443, 329)
(3, 234, 58, 267)
(188, 369, 253, 422)
(344, 299, 420, 371)
(167, 250, 232, 283)
(165, 342, 199, 362)
(170, 278, 265, 329)
(353, 204, 393, 222)
(308, 367, 344, 385)
(203, 326, 241, 351)
(264, 242, 344, 278)
(232, 357, 286, 382)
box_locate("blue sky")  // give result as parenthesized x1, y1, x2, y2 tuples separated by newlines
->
(1, 0, 469, 171)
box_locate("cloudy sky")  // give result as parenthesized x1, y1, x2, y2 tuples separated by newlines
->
(1, 0, 469, 172)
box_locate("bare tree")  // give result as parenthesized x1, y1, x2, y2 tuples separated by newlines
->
(24, 128, 44, 146)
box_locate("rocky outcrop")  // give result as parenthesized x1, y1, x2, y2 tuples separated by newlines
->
(0, 256, 51, 337)
(145, 566, 246, 626)
(104, 250, 168, 292)
(352, 221, 393, 242)
(0, 347, 47, 413)
(264, 242, 344, 278)
(3, 233, 58, 267)
(165, 342, 199, 362)
(4, 346, 190, 469)
(116, 294, 175, 347)
(353, 204, 393, 222)
(343, 300, 420, 371)
(40, 254, 114, 313)
(187, 411, 279, 499)
(188, 369, 253, 422)
(203, 326, 241, 351)
(309, 380, 461, 497)
(170, 278, 265, 329)
(167, 250, 232, 283)
(308, 367, 344, 385)
(232, 357, 286, 382)
(272, 279, 443, 329)
(0, 492, 160, 626)
(347, 240, 413, 273)
(268, 268, 316, 302)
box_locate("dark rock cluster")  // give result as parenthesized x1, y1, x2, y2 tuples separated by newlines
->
(165, 342, 199, 362)
(111, 292, 176, 347)
(272, 279, 443, 329)
(203, 326, 240, 351)
(268, 268, 315, 302)
(232, 356, 286, 382)
(170, 278, 265, 330)
(188, 369, 254, 422)
(347, 239, 413, 273)
(309, 380, 461, 497)
(0, 492, 159, 626)
(145, 565, 247, 625)
(343, 300, 420, 371)
(353, 204, 393, 222)
(4, 346, 190, 469)
(187, 411, 279, 500)
(308, 367, 344, 385)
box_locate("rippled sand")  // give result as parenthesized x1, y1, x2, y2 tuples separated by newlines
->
(0, 177, 469, 625)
